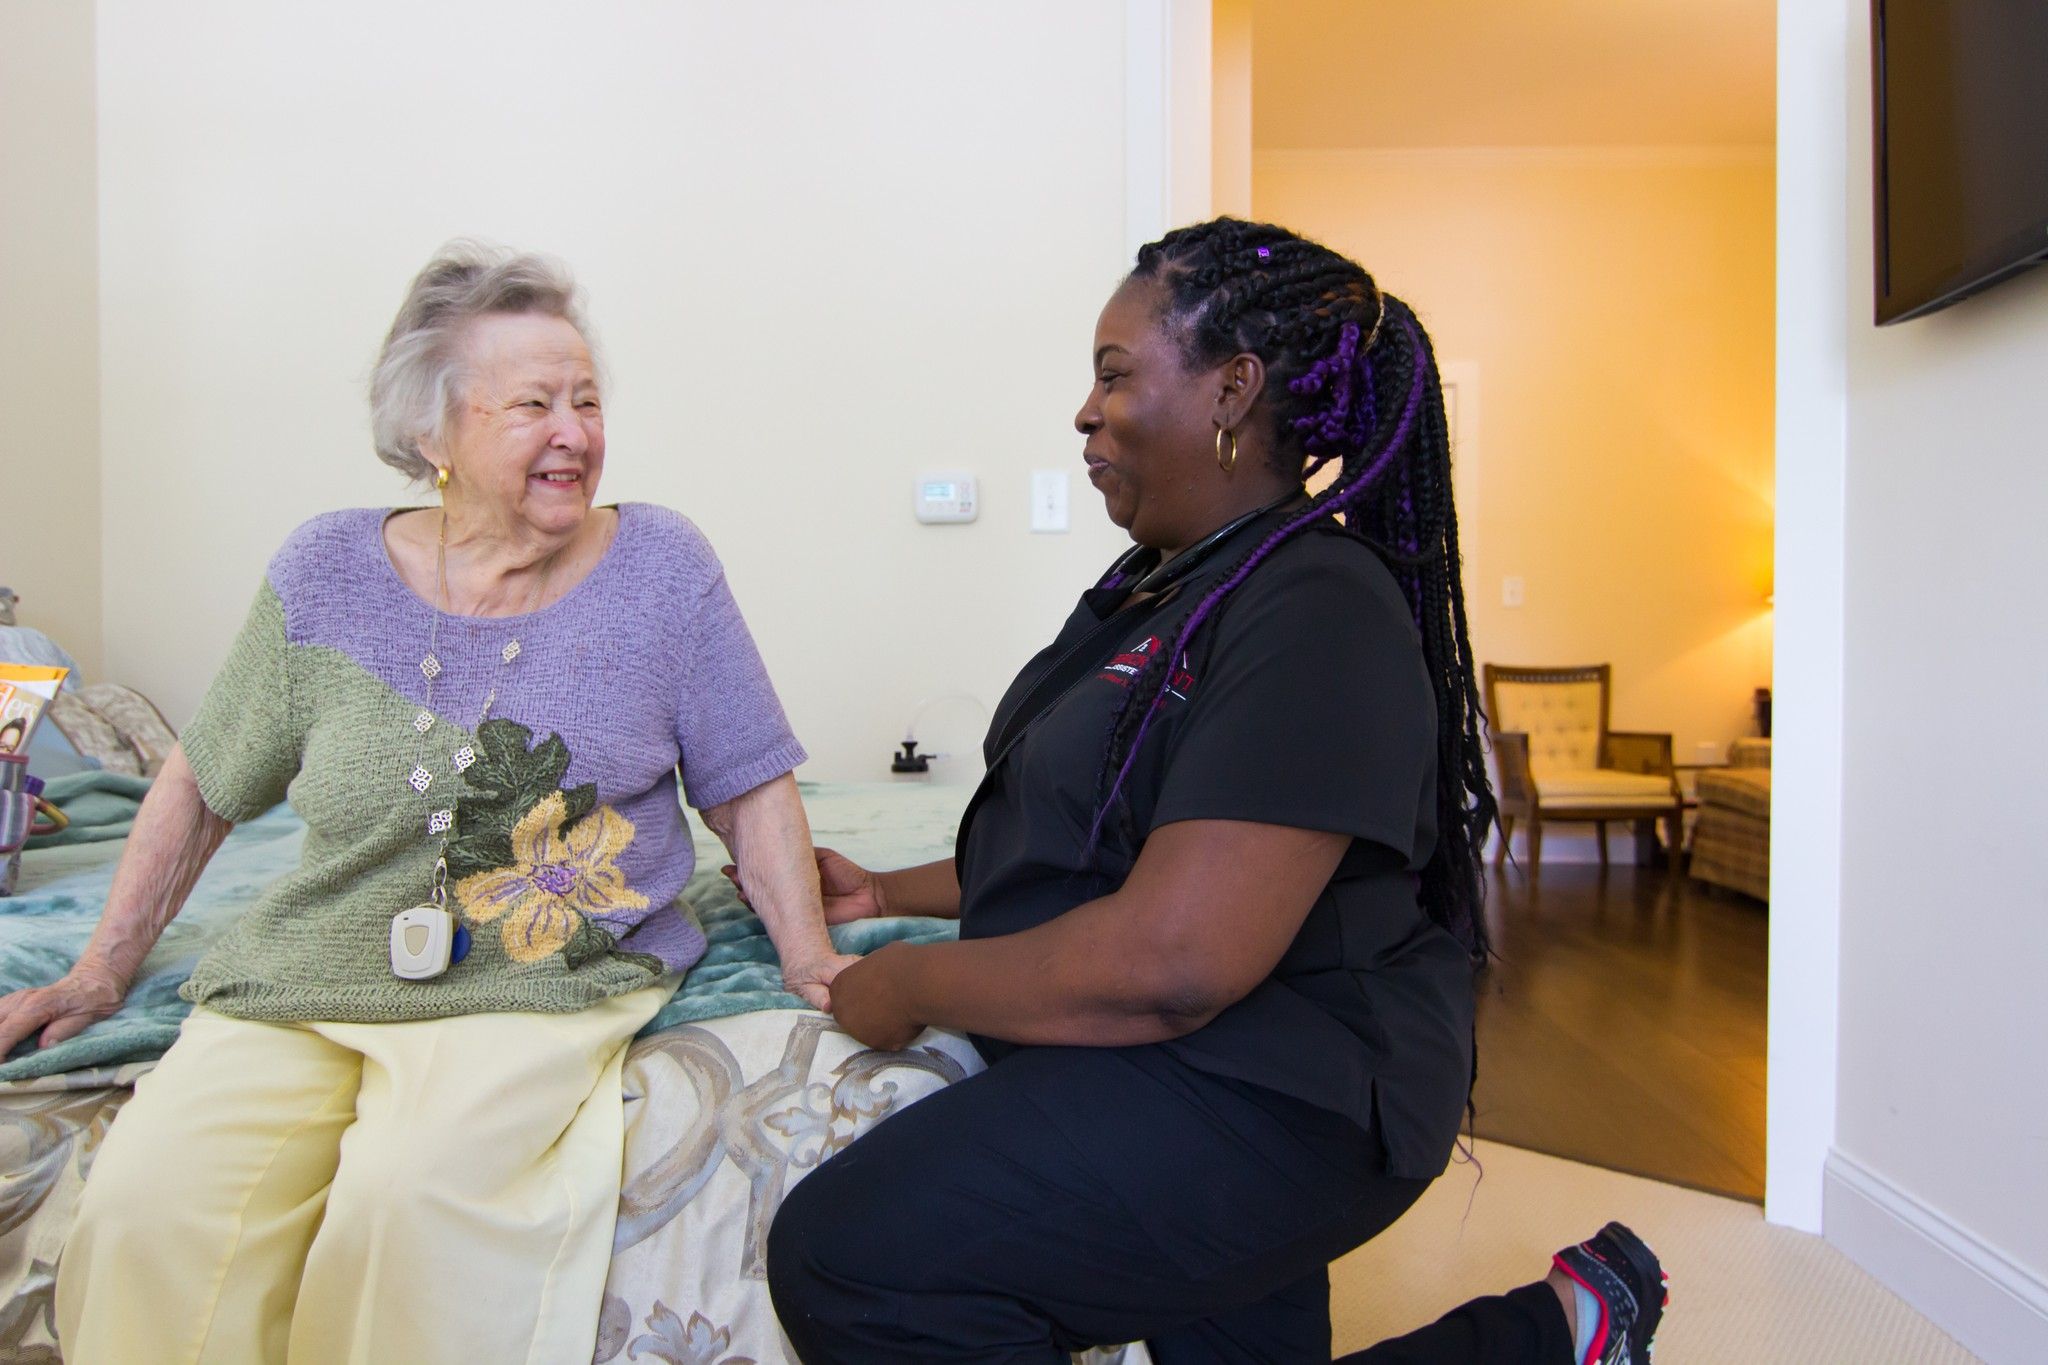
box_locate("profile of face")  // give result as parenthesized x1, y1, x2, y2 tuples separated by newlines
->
(1074, 277, 1273, 553)
(424, 312, 606, 540)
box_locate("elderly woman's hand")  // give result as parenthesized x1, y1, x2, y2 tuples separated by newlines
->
(0, 963, 129, 1057)
(781, 949, 861, 1013)
(825, 943, 924, 1052)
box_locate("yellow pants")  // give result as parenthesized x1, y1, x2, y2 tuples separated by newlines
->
(55, 984, 670, 1365)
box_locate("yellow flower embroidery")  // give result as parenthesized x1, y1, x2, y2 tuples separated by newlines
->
(453, 791, 649, 964)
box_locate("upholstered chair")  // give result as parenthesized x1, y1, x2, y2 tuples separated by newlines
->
(1691, 737, 1771, 900)
(1482, 664, 1683, 870)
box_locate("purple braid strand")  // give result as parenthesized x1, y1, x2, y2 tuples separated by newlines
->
(1287, 320, 1378, 455)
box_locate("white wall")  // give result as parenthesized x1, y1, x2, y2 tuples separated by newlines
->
(1795, 2, 2048, 1358)
(1, 0, 102, 678)
(1767, 0, 1848, 1234)
(94, 0, 1142, 783)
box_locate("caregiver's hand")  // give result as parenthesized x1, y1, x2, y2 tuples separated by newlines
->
(826, 942, 924, 1052)
(0, 963, 129, 1055)
(813, 847, 888, 924)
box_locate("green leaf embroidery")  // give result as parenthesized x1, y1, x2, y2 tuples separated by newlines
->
(446, 718, 596, 881)
(614, 950, 668, 978)
(562, 916, 618, 970)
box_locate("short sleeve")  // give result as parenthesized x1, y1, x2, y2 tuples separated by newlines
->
(180, 583, 303, 823)
(1149, 543, 1435, 861)
(675, 570, 808, 809)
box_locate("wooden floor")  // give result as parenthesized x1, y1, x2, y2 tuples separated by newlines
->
(1470, 860, 1768, 1202)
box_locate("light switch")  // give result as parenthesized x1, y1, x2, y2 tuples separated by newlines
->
(1502, 575, 1525, 608)
(1030, 469, 1069, 533)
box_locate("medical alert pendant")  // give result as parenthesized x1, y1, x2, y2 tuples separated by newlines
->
(393, 855, 467, 979)
(390, 904, 453, 979)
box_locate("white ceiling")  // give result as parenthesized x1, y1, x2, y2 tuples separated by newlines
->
(1250, 0, 1776, 150)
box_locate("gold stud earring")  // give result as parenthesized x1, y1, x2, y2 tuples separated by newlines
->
(434, 464, 450, 492)
(1215, 427, 1238, 473)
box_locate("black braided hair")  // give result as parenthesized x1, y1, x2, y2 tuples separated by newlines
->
(1092, 217, 1496, 963)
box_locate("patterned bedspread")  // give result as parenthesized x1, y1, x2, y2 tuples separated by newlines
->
(0, 780, 1148, 1364)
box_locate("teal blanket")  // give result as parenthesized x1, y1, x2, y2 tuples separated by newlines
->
(0, 780, 967, 1081)
(24, 771, 157, 849)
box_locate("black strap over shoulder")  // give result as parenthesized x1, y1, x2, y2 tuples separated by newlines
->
(954, 585, 1182, 874)
(983, 591, 1173, 766)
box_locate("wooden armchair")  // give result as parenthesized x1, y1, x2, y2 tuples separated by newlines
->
(1482, 663, 1683, 869)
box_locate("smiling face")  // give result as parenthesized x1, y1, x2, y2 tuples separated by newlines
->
(1074, 276, 1284, 555)
(425, 312, 605, 542)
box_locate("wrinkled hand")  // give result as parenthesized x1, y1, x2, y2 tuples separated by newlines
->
(0, 965, 129, 1057)
(826, 944, 923, 1052)
(782, 950, 861, 1013)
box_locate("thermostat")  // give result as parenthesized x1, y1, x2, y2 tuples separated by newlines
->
(914, 472, 978, 524)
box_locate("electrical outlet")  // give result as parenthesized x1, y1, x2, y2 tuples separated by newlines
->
(1502, 575, 1525, 608)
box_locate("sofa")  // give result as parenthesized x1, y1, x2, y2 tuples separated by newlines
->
(1690, 738, 1771, 901)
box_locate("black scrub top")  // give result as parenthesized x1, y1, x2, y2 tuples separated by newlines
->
(955, 507, 1476, 1179)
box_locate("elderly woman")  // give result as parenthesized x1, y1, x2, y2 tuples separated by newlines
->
(0, 244, 846, 1363)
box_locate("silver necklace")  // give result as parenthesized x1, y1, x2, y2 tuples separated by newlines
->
(390, 512, 555, 980)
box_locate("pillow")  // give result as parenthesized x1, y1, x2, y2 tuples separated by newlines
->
(24, 714, 101, 779)
(80, 684, 178, 776)
(48, 693, 145, 777)
(0, 625, 84, 691)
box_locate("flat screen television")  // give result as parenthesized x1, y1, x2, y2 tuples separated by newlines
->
(1872, 0, 2048, 323)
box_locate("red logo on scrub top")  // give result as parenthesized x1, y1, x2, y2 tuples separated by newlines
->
(1100, 637, 1195, 700)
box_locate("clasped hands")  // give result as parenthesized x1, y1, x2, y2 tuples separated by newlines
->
(721, 848, 924, 1051)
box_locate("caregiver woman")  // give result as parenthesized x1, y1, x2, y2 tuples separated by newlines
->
(767, 220, 1667, 1365)
(0, 244, 846, 1363)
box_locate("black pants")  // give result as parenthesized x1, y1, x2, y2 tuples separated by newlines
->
(767, 1044, 1574, 1364)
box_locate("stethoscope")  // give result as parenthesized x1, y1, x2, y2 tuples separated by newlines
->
(1093, 490, 1306, 602)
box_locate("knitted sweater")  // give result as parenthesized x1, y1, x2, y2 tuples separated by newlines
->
(177, 504, 806, 1022)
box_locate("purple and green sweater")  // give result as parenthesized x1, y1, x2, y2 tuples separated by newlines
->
(177, 503, 806, 1023)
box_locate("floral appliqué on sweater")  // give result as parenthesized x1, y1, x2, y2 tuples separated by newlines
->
(447, 719, 662, 970)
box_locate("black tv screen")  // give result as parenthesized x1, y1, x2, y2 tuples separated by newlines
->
(1872, 0, 2048, 323)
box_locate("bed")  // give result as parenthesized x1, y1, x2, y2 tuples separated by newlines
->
(0, 780, 1148, 1364)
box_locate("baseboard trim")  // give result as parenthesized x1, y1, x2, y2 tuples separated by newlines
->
(1824, 1148, 2048, 1364)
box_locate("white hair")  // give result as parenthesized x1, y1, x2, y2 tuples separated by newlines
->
(367, 241, 600, 482)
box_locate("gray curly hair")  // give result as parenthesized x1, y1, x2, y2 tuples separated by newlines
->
(368, 241, 599, 483)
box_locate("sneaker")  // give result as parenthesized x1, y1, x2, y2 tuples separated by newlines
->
(1552, 1221, 1668, 1365)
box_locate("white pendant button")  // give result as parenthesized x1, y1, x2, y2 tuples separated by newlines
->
(390, 905, 454, 979)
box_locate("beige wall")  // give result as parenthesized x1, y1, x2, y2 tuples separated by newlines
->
(1, 0, 102, 677)
(1256, 147, 1776, 763)
(1209, 0, 1253, 218)
(93, 0, 1138, 783)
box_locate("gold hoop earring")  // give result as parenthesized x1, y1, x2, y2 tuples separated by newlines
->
(433, 464, 450, 493)
(1215, 427, 1238, 473)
